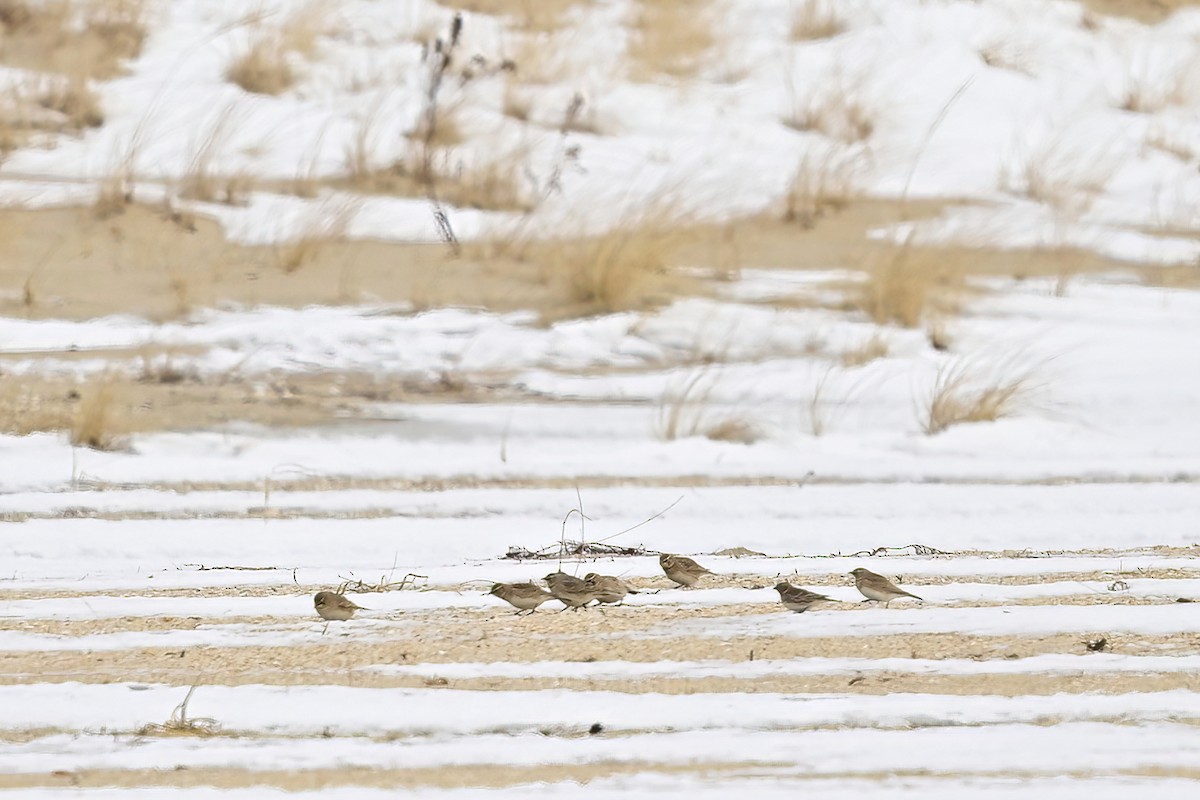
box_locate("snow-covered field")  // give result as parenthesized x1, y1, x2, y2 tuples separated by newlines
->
(4, 0, 1200, 797)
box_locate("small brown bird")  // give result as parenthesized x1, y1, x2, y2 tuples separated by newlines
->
(773, 582, 833, 613)
(544, 572, 597, 610)
(659, 553, 714, 588)
(314, 591, 365, 633)
(314, 591, 364, 621)
(489, 582, 555, 615)
(850, 568, 922, 607)
(583, 573, 639, 605)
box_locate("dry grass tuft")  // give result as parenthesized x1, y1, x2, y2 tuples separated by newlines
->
(629, 0, 716, 80)
(35, 76, 104, 129)
(535, 213, 685, 315)
(275, 198, 357, 273)
(69, 377, 125, 450)
(1143, 122, 1199, 163)
(839, 333, 888, 367)
(179, 104, 255, 205)
(1115, 56, 1199, 115)
(790, 0, 846, 41)
(81, 0, 148, 66)
(1004, 132, 1121, 214)
(855, 236, 964, 328)
(93, 171, 134, 218)
(0, 0, 147, 80)
(655, 369, 761, 444)
(783, 146, 868, 228)
(922, 356, 1039, 435)
(138, 687, 220, 737)
(785, 77, 878, 144)
(227, 2, 329, 95)
(227, 39, 294, 95)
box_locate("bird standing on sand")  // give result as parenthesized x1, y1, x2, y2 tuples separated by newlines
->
(773, 582, 832, 613)
(849, 568, 922, 607)
(489, 582, 555, 614)
(314, 591, 365, 621)
(583, 573, 639, 605)
(659, 553, 714, 587)
(314, 591, 365, 634)
(544, 572, 598, 610)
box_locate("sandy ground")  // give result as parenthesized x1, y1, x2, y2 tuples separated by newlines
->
(0, 199, 1150, 325)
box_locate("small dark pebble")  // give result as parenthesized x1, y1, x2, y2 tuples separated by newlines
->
(589, 723, 603, 735)
(1176, 598, 1195, 603)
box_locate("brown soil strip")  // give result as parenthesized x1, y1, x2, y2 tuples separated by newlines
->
(2, 626, 1197, 692)
(0, 594, 1185, 638)
(60, 473, 1200, 495)
(0, 761, 785, 791)
(2, 763, 1198, 792)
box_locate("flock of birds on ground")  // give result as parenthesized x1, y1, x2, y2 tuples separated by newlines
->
(311, 553, 923, 627)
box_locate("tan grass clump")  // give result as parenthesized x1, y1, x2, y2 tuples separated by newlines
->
(855, 237, 964, 328)
(628, 0, 716, 80)
(227, 39, 294, 95)
(922, 357, 1039, 435)
(1004, 132, 1120, 214)
(534, 212, 685, 316)
(783, 146, 867, 228)
(179, 104, 255, 205)
(655, 369, 761, 444)
(0, 1, 146, 80)
(275, 198, 357, 273)
(227, 2, 329, 95)
(69, 378, 125, 450)
(785, 76, 877, 144)
(36, 76, 104, 129)
(138, 687, 220, 737)
(790, 0, 846, 41)
(839, 333, 888, 367)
